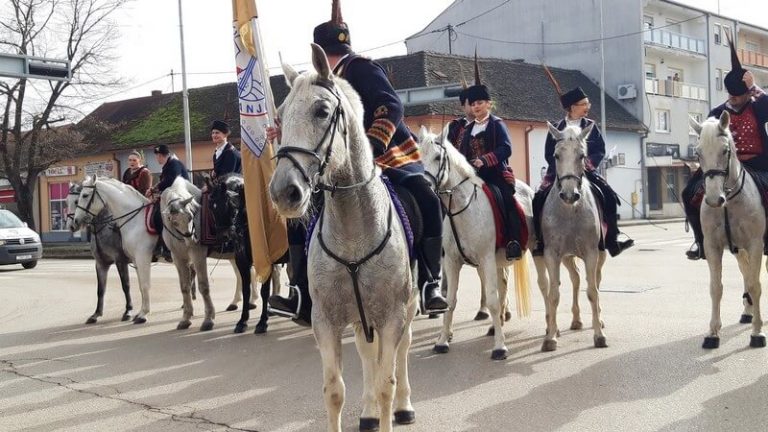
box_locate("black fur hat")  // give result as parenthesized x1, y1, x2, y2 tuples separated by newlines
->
(560, 87, 588, 109)
(313, 0, 352, 56)
(210, 120, 230, 134)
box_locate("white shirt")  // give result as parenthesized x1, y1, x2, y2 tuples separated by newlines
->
(471, 117, 490, 136)
(214, 142, 229, 160)
(565, 116, 582, 128)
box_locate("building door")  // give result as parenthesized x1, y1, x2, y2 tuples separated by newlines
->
(647, 167, 662, 210)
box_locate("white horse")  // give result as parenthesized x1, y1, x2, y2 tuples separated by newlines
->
(417, 127, 535, 360)
(690, 112, 766, 349)
(72, 176, 155, 323)
(269, 44, 417, 432)
(537, 123, 608, 352)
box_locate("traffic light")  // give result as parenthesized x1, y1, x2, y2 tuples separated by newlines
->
(0, 53, 71, 81)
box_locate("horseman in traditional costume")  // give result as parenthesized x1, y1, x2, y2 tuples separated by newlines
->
(532, 65, 634, 257)
(267, 0, 449, 322)
(446, 75, 473, 148)
(456, 55, 523, 260)
(682, 35, 768, 260)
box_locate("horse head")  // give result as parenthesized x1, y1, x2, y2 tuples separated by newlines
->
(66, 183, 85, 232)
(269, 43, 366, 218)
(418, 124, 483, 191)
(207, 174, 243, 241)
(690, 112, 738, 208)
(72, 175, 106, 231)
(547, 122, 594, 205)
(162, 179, 199, 239)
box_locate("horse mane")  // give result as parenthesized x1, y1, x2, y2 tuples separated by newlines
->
(555, 125, 588, 153)
(96, 177, 150, 203)
(166, 176, 201, 201)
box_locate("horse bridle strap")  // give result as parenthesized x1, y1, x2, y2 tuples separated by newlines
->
(164, 197, 196, 239)
(76, 185, 152, 230)
(556, 173, 583, 189)
(316, 194, 394, 344)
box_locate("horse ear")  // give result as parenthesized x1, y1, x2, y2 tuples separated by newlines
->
(579, 122, 595, 141)
(689, 115, 702, 136)
(203, 174, 213, 189)
(226, 189, 242, 207)
(440, 122, 451, 144)
(718, 110, 730, 131)
(311, 43, 332, 81)
(282, 61, 299, 88)
(181, 196, 194, 206)
(417, 125, 430, 143)
(546, 122, 562, 140)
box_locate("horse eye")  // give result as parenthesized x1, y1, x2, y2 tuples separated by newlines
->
(434, 155, 440, 162)
(315, 107, 330, 119)
(554, 154, 560, 160)
(722, 149, 728, 155)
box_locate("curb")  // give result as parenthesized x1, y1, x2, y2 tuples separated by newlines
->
(618, 218, 685, 227)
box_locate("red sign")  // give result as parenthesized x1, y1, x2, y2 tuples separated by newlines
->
(0, 189, 15, 204)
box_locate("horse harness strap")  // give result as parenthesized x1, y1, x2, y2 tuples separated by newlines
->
(722, 168, 747, 255)
(439, 177, 479, 267)
(76, 185, 152, 230)
(316, 197, 395, 344)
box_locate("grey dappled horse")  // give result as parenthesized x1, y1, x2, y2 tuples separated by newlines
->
(269, 44, 418, 432)
(690, 112, 766, 349)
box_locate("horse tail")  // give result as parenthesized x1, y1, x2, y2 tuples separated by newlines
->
(513, 253, 532, 318)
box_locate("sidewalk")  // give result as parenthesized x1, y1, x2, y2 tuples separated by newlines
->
(618, 217, 685, 227)
(42, 242, 92, 259)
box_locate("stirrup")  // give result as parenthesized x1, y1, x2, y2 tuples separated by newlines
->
(420, 280, 448, 315)
(267, 284, 302, 319)
(686, 242, 704, 261)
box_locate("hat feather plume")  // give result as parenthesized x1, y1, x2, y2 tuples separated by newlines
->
(540, 59, 563, 96)
(331, 0, 343, 23)
(473, 48, 481, 85)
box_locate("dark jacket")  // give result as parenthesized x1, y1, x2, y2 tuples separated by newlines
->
(545, 117, 605, 176)
(155, 157, 190, 193)
(459, 114, 514, 182)
(447, 117, 469, 148)
(213, 143, 242, 178)
(709, 92, 768, 170)
(122, 166, 152, 195)
(334, 54, 422, 175)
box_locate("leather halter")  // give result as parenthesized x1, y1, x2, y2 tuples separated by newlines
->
(702, 139, 745, 201)
(163, 197, 196, 240)
(75, 183, 153, 231)
(552, 138, 585, 191)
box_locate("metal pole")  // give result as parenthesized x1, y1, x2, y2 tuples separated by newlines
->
(447, 25, 453, 55)
(599, 0, 607, 141)
(177, 0, 192, 170)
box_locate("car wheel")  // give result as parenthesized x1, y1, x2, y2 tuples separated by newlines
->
(22, 261, 37, 269)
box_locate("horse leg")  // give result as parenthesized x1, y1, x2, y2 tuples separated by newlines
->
(116, 259, 133, 321)
(737, 249, 765, 348)
(313, 322, 345, 432)
(232, 255, 251, 333)
(354, 323, 379, 431)
(532, 255, 550, 334)
(133, 252, 152, 324)
(189, 264, 197, 301)
(227, 259, 243, 311)
(195, 251, 215, 331)
(480, 256, 508, 360)
(475, 272, 490, 321)
(542, 254, 561, 351)
(563, 256, 581, 330)
(254, 275, 271, 334)
(86, 260, 109, 324)
(434, 254, 462, 353)
(703, 247, 724, 348)
(375, 323, 403, 432)
(394, 300, 417, 425)
(175, 257, 194, 330)
(584, 251, 607, 348)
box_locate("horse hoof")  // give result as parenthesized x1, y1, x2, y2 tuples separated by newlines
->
(740, 314, 753, 324)
(200, 320, 214, 332)
(177, 321, 191, 330)
(428, 313, 439, 319)
(570, 321, 583, 330)
(504, 310, 512, 321)
(133, 316, 147, 325)
(750, 335, 766, 348)
(234, 322, 247, 334)
(85, 317, 98, 324)
(433, 344, 449, 354)
(225, 304, 238, 312)
(394, 410, 416, 425)
(702, 336, 720, 349)
(491, 348, 509, 360)
(474, 311, 490, 321)
(594, 336, 608, 348)
(254, 323, 268, 334)
(359, 417, 379, 432)
(486, 326, 495, 337)
(542, 339, 557, 352)
(121, 312, 132, 322)
(248, 303, 257, 310)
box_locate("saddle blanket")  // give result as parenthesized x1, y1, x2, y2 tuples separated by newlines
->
(481, 184, 529, 250)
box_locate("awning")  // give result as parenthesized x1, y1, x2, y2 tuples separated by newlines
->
(0, 189, 16, 204)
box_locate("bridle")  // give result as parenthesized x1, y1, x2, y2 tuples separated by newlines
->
(163, 197, 196, 240)
(73, 183, 152, 230)
(553, 139, 585, 191)
(701, 136, 746, 201)
(273, 78, 375, 196)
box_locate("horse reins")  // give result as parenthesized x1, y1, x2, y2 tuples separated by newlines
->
(276, 77, 392, 344)
(75, 185, 153, 231)
(702, 141, 746, 254)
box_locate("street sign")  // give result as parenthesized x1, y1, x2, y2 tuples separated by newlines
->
(0, 53, 71, 81)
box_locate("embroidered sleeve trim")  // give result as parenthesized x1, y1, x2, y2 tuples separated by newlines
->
(480, 152, 499, 167)
(367, 118, 396, 150)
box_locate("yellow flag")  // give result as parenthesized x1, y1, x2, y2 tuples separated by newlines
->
(231, 0, 287, 281)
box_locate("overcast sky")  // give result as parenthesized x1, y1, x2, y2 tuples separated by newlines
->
(100, 0, 767, 108)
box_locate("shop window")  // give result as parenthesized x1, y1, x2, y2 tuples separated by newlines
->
(49, 182, 71, 231)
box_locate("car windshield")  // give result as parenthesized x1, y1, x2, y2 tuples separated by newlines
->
(0, 210, 25, 228)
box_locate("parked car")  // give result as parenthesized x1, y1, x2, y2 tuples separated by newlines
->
(0, 209, 43, 269)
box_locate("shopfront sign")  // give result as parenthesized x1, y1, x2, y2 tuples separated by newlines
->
(84, 161, 115, 178)
(45, 166, 77, 177)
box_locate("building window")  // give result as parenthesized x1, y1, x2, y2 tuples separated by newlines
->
(722, 26, 731, 46)
(747, 41, 759, 52)
(666, 169, 679, 202)
(645, 63, 656, 79)
(713, 23, 722, 45)
(49, 182, 70, 232)
(689, 112, 703, 135)
(715, 68, 723, 91)
(655, 109, 670, 133)
(643, 15, 654, 31)
(665, 19, 681, 34)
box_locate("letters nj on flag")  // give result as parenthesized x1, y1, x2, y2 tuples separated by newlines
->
(232, 0, 287, 281)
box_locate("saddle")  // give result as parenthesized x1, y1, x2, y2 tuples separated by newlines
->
(589, 183, 608, 252)
(199, 193, 237, 254)
(145, 204, 158, 235)
(481, 183, 529, 250)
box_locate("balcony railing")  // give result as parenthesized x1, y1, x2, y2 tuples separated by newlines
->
(647, 143, 680, 159)
(645, 78, 707, 101)
(643, 28, 706, 55)
(738, 48, 768, 69)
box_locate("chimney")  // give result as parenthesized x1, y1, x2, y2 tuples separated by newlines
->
(151, 90, 162, 97)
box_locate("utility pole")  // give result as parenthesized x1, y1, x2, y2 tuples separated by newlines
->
(599, 0, 607, 142)
(177, 0, 192, 170)
(447, 24, 454, 54)
(170, 69, 175, 93)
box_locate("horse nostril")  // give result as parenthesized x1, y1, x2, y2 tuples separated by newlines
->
(573, 192, 581, 201)
(559, 191, 566, 200)
(718, 196, 726, 206)
(287, 184, 302, 203)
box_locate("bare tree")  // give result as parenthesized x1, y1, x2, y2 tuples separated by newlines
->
(0, 0, 127, 229)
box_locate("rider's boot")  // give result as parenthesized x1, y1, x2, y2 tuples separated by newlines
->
(419, 236, 449, 315)
(531, 187, 547, 257)
(268, 245, 312, 326)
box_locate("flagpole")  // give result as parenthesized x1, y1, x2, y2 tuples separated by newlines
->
(177, 0, 193, 170)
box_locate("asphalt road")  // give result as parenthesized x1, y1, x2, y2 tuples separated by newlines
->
(2, 221, 768, 432)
